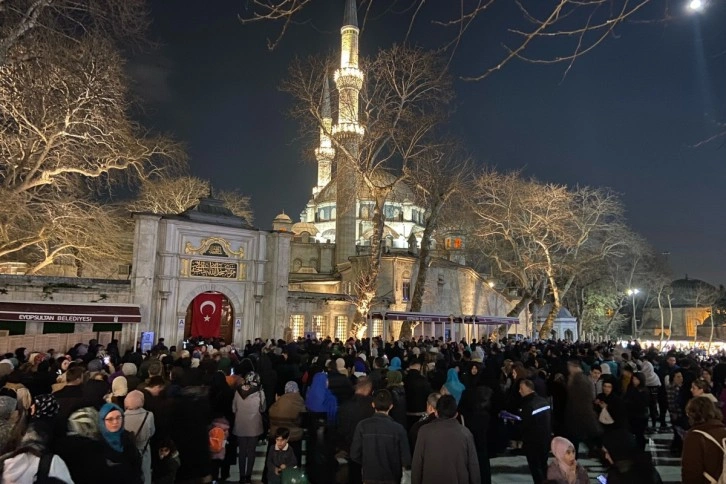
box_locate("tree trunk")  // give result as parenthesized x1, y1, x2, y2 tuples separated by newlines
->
(657, 289, 665, 349)
(354, 191, 387, 334)
(709, 306, 715, 354)
(538, 274, 560, 339)
(400, 200, 442, 340)
(666, 294, 673, 345)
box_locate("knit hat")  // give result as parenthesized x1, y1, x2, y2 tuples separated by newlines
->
(336, 358, 347, 374)
(389, 357, 402, 371)
(0, 360, 12, 378)
(284, 381, 300, 394)
(112, 376, 128, 397)
(87, 359, 103, 372)
(68, 406, 100, 439)
(0, 396, 16, 420)
(32, 394, 60, 420)
(124, 390, 144, 410)
(121, 363, 137, 377)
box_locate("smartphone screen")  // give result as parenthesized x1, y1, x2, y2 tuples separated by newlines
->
(597, 475, 607, 484)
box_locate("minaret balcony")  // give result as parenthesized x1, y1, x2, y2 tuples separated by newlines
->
(315, 147, 335, 161)
(334, 68, 364, 89)
(332, 123, 365, 137)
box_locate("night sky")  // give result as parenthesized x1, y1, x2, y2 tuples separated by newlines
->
(130, 0, 726, 285)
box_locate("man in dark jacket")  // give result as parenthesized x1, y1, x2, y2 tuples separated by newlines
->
(408, 392, 440, 452)
(411, 395, 480, 484)
(404, 359, 433, 429)
(519, 379, 552, 484)
(53, 366, 86, 420)
(350, 389, 411, 484)
(337, 378, 374, 484)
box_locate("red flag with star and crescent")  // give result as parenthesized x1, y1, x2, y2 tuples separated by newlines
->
(191, 293, 224, 338)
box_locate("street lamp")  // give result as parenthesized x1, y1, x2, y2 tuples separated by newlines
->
(627, 288, 640, 338)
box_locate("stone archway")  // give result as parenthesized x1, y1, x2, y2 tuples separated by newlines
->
(178, 283, 244, 344)
(184, 292, 235, 344)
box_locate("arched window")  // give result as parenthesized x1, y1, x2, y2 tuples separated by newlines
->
(292, 259, 302, 272)
(309, 258, 318, 271)
(564, 329, 574, 341)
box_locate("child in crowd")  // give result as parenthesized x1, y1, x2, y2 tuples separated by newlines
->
(546, 436, 589, 484)
(152, 438, 180, 484)
(266, 427, 298, 484)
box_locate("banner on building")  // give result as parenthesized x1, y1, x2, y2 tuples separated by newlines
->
(191, 293, 224, 338)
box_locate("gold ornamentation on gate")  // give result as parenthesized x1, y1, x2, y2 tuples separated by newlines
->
(184, 237, 245, 258)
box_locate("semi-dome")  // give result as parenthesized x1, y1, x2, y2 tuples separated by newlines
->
(291, 222, 319, 235)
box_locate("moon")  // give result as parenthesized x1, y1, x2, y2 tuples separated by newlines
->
(199, 300, 217, 314)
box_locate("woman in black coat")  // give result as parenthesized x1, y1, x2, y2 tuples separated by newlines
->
(98, 403, 143, 484)
(622, 372, 650, 451)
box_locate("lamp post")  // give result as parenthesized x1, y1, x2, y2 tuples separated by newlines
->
(627, 288, 640, 339)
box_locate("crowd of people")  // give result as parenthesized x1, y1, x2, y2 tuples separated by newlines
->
(0, 334, 725, 484)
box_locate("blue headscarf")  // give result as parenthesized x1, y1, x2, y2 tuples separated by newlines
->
(444, 368, 465, 404)
(305, 372, 337, 423)
(389, 357, 402, 371)
(99, 402, 124, 452)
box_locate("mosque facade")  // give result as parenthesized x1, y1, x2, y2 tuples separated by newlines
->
(0, 0, 517, 352)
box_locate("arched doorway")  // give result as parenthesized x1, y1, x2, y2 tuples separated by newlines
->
(185, 291, 234, 344)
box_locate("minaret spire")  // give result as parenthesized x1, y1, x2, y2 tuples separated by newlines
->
(333, 0, 364, 266)
(313, 76, 335, 196)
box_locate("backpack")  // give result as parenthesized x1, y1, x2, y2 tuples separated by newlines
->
(209, 426, 227, 454)
(693, 430, 726, 484)
(34, 453, 67, 484)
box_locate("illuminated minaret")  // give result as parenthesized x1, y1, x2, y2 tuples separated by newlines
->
(333, 0, 364, 266)
(313, 77, 334, 197)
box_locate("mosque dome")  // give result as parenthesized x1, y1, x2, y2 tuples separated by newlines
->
(273, 212, 292, 223)
(313, 171, 416, 205)
(669, 276, 717, 308)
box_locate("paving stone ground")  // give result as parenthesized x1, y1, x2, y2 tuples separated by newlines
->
(224, 428, 680, 483)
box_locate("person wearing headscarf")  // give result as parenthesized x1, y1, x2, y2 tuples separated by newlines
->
(124, 390, 155, 484)
(546, 436, 589, 484)
(306, 372, 337, 423)
(442, 368, 465, 405)
(389, 357, 402, 372)
(232, 371, 265, 484)
(98, 402, 143, 484)
(386, 370, 408, 428)
(106, 375, 128, 408)
(55, 406, 108, 484)
(266, 380, 306, 475)
(327, 358, 353, 405)
(305, 372, 338, 484)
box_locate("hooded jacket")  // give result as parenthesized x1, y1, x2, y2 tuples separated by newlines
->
(0, 426, 74, 484)
(232, 384, 263, 437)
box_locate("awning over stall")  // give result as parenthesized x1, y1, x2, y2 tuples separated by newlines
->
(0, 301, 142, 324)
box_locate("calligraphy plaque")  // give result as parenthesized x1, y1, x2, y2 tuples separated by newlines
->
(190, 259, 238, 279)
(203, 243, 228, 257)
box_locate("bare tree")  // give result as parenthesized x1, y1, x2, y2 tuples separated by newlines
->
(0, 4, 182, 272)
(398, 142, 474, 339)
(470, 170, 629, 339)
(129, 176, 254, 223)
(240, 0, 659, 79)
(0, 0, 150, 66)
(282, 45, 452, 326)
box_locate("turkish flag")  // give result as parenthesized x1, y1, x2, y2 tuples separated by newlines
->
(191, 293, 224, 338)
